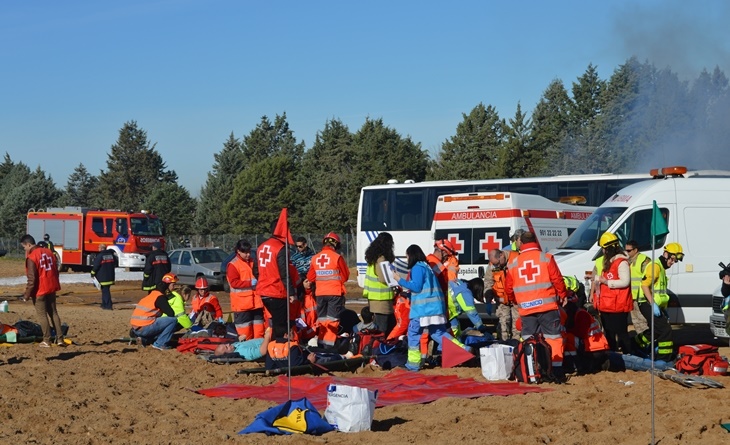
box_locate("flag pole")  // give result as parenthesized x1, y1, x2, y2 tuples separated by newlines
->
(649, 200, 658, 445)
(284, 209, 292, 402)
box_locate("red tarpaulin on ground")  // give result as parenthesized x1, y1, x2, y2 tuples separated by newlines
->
(196, 369, 549, 410)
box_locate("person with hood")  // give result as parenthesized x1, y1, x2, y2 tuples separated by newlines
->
(447, 277, 487, 339)
(594, 232, 632, 354)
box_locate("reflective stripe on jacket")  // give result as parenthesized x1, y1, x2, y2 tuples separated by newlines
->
(310, 247, 346, 296)
(506, 246, 561, 316)
(228, 256, 262, 311)
(363, 263, 393, 301)
(405, 262, 446, 319)
(629, 253, 649, 301)
(131, 291, 163, 327)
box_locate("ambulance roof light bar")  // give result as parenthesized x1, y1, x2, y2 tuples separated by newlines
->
(650, 165, 687, 179)
(443, 193, 506, 203)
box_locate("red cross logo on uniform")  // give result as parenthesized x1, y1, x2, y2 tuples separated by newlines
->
(39, 253, 54, 271)
(258, 245, 272, 267)
(446, 234, 464, 254)
(316, 254, 330, 268)
(479, 233, 503, 260)
(518, 260, 540, 284)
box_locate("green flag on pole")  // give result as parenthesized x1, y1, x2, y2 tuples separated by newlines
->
(651, 200, 669, 239)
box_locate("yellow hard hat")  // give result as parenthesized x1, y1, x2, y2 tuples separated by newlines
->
(599, 232, 619, 248)
(664, 242, 684, 261)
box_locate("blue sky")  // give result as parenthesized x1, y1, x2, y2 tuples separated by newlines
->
(1, 0, 728, 196)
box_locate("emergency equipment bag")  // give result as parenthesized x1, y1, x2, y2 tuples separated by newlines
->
(349, 329, 385, 356)
(511, 333, 555, 384)
(675, 344, 729, 376)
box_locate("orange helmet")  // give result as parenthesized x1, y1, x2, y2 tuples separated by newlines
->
(161, 273, 178, 284)
(195, 276, 209, 289)
(323, 232, 341, 247)
(434, 239, 456, 256)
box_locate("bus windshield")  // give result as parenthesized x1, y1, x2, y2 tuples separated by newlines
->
(131, 217, 164, 236)
(559, 207, 627, 250)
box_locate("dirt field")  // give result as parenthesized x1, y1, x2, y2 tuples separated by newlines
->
(1, 257, 729, 445)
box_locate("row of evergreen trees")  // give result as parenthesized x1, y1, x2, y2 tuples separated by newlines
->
(1, 57, 728, 239)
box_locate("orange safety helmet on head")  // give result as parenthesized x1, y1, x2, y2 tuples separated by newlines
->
(434, 239, 456, 256)
(195, 276, 209, 289)
(162, 273, 179, 284)
(323, 232, 341, 247)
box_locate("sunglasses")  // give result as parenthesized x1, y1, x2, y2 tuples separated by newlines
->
(626, 248, 637, 253)
(669, 254, 684, 262)
(296, 244, 305, 249)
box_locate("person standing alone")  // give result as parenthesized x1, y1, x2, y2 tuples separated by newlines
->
(91, 244, 118, 310)
(21, 234, 65, 347)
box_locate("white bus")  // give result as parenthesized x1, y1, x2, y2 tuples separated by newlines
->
(356, 171, 654, 286)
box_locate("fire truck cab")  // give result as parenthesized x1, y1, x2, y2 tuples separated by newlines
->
(27, 207, 165, 271)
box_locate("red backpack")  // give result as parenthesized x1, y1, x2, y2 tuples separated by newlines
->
(675, 344, 729, 376)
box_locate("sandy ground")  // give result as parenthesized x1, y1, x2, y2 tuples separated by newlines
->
(1, 257, 729, 445)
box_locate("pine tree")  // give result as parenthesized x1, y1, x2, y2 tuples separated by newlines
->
(502, 103, 537, 178)
(96, 121, 178, 211)
(529, 79, 573, 175)
(195, 133, 244, 234)
(567, 64, 607, 173)
(300, 119, 357, 233)
(143, 183, 197, 235)
(430, 103, 506, 180)
(62, 163, 99, 207)
(0, 172, 61, 238)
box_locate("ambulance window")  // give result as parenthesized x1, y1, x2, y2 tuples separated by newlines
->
(614, 208, 669, 251)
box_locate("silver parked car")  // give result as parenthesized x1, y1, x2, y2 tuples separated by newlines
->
(168, 247, 230, 290)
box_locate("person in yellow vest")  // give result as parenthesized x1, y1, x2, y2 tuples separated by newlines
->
(363, 232, 396, 336)
(624, 239, 650, 334)
(634, 243, 683, 361)
(130, 273, 179, 350)
(227, 239, 265, 340)
(305, 232, 350, 349)
(486, 248, 520, 340)
(161, 283, 192, 330)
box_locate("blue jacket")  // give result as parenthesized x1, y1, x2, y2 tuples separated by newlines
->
(398, 261, 446, 319)
(448, 279, 483, 328)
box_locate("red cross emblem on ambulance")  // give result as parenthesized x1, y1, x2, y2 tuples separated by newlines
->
(258, 245, 273, 267)
(479, 233, 503, 260)
(446, 234, 464, 254)
(518, 260, 540, 283)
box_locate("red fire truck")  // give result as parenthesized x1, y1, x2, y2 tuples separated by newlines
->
(27, 207, 165, 271)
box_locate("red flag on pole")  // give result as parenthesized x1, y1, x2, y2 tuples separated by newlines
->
(273, 208, 295, 245)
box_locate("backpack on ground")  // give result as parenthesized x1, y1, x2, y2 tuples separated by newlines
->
(373, 339, 407, 369)
(511, 333, 556, 384)
(675, 344, 729, 376)
(14, 320, 43, 338)
(349, 329, 385, 356)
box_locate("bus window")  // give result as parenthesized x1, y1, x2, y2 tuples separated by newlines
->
(392, 188, 428, 230)
(361, 189, 391, 231)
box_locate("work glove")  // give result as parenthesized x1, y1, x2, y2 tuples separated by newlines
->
(251, 278, 258, 287)
(653, 303, 661, 318)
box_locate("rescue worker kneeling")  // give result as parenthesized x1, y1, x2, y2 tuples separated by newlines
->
(447, 278, 487, 339)
(561, 298, 610, 374)
(161, 284, 192, 331)
(130, 273, 180, 350)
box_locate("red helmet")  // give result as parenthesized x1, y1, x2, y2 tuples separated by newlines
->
(195, 276, 209, 289)
(434, 239, 456, 256)
(323, 232, 341, 246)
(161, 273, 178, 284)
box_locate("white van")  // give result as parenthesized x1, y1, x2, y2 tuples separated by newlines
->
(550, 167, 730, 325)
(432, 191, 595, 280)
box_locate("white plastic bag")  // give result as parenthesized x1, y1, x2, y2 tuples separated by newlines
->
(480, 344, 514, 381)
(324, 384, 377, 432)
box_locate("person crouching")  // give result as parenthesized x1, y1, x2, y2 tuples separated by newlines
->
(130, 273, 180, 350)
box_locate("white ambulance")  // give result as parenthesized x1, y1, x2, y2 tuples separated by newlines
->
(549, 166, 730, 326)
(431, 191, 596, 280)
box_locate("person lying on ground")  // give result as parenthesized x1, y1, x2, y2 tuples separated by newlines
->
(213, 328, 272, 360)
(265, 324, 351, 371)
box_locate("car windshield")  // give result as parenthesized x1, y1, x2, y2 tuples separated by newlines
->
(131, 217, 164, 236)
(192, 249, 228, 264)
(559, 206, 628, 250)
